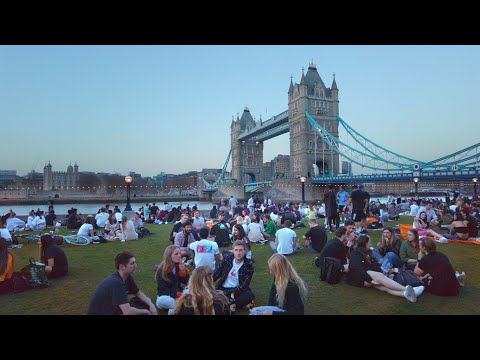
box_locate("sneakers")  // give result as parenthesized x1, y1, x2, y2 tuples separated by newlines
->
(456, 271, 466, 287)
(434, 236, 448, 243)
(413, 285, 425, 297)
(403, 285, 417, 303)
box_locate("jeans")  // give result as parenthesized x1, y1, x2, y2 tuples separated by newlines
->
(372, 248, 402, 268)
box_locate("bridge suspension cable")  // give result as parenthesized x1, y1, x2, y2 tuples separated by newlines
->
(337, 115, 422, 167)
(201, 148, 232, 188)
(306, 111, 414, 172)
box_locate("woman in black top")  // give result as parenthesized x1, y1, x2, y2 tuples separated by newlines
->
(39, 234, 68, 279)
(175, 265, 230, 315)
(347, 235, 422, 303)
(251, 253, 307, 315)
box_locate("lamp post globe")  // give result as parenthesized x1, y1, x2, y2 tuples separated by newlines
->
(413, 177, 419, 198)
(300, 176, 307, 204)
(124, 176, 133, 211)
(473, 177, 478, 197)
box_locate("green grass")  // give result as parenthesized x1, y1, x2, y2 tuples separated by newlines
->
(1, 216, 479, 315)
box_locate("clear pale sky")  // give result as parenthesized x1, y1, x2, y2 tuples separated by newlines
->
(1, 45, 479, 177)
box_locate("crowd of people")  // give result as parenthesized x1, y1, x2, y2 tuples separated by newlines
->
(1, 188, 477, 314)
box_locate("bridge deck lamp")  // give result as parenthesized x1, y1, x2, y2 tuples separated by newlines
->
(473, 177, 478, 197)
(413, 177, 419, 198)
(300, 176, 307, 204)
(125, 176, 133, 211)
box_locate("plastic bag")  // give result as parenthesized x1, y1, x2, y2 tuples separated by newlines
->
(20, 258, 49, 289)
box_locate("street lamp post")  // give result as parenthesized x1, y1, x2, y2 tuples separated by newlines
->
(413, 177, 419, 198)
(473, 177, 478, 197)
(124, 176, 133, 211)
(300, 176, 306, 204)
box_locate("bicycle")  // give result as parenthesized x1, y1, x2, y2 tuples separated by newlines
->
(63, 235, 92, 246)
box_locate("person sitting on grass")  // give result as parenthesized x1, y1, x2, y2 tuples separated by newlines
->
(175, 265, 230, 315)
(250, 253, 307, 315)
(415, 237, 465, 296)
(213, 240, 255, 309)
(372, 227, 403, 271)
(119, 215, 138, 241)
(400, 229, 420, 270)
(155, 245, 190, 315)
(347, 235, 424, 303)
(413, 211, 446, 242)
(87, 251, 157, 315)
(39, 234, 68, 279)
(0, 237, 15, 295)
(189, 227, 222, 271)
(77, 216, 96, 242)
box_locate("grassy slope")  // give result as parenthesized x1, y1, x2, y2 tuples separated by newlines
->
(1, 215, 479, 315)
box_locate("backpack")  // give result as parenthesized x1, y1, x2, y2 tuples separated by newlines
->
(320, 257, 344, 284)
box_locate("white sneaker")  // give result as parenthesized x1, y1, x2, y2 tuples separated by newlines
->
(439, 237, 448, 244)
(403, 285, 417, 303)
(413, 285, 425, 297)
(456, 272, 466, 287)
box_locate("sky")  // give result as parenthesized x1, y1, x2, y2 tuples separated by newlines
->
(1, 45, 479, 177)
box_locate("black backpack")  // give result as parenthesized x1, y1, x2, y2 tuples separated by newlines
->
(320, 257, 344, 284)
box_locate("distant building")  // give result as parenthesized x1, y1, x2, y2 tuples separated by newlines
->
(342, 161, 352, 175)
(165, 171, 198, 189)
(43, 162, 79, 191)
(0, 170, 16, 183)
(263, 161, 274, 181)
(273, 154, 290, 179)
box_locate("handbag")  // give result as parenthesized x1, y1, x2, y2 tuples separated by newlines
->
(20, 258, 49, 289)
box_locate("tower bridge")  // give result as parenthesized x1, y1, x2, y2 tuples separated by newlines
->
(200, 63, 480, 201)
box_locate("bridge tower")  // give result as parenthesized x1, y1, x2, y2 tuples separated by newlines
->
(288, 62, 340, 179)
(231, 107, 264, 183)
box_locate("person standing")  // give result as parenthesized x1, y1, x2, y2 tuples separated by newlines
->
(87, 251, 157, 315)
(323, 185, 338, 232)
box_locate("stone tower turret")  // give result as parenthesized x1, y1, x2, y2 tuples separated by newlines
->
(288, 62, 340, 178)
(231, 107, 264, 183)
(43, 162, 53, 191)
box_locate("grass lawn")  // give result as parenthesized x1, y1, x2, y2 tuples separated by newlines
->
(1, 215, 479, 315)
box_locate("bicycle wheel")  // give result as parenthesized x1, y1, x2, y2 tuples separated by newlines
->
(63, 235, 91, 245)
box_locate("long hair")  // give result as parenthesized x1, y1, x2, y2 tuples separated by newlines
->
(233, 224, 246, 240)
(0, 237, 11, 275)
(267, 253, 307, 308)
(156, 245, 180, 283)
(380, 227, 396, 249)
(175, 266, 228, 315)
(40, 234, 55, 264)
(356, 235, 374, 263)
(407, 229, 420, 252)
(121, 215, 128, 231)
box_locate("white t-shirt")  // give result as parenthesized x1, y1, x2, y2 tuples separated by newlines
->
(275, 227, 297, 255)
(189, 239, 220, 271)
(247, 222, 264, 243)
(6, 217, 25, 231)
(77, 223, 93, 236)
(115, 212, 123, 223)
(223, 260, 244, 288)
(409, 204, 419, 217)
(0, 228, 12, 240)
(95, 212, 109, 227)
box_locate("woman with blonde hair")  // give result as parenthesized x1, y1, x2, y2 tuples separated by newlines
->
(250, 253, 307, 315)
(175, 265, 230, 315)
(156, 245, 189, 315)
(119, 215, 138, 241)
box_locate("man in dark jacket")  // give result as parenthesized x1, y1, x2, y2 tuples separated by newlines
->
(213, 240, 255, 308)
